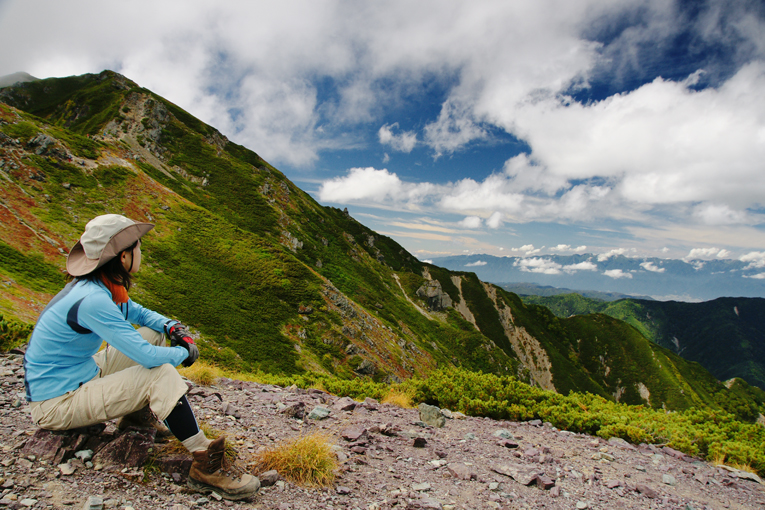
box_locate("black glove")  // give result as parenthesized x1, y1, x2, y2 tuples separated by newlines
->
(166, 322, 199, 367)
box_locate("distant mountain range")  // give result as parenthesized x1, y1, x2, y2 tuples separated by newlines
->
(499, 282, 652, 301)
(430, 254, 765, 301)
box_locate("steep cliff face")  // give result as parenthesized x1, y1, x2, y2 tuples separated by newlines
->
(482, 283, 555, 391)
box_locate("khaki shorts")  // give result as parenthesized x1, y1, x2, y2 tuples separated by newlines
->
(29, 327, 188, 430)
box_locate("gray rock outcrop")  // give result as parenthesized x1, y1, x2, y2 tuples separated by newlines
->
(416, 280, 453, 311)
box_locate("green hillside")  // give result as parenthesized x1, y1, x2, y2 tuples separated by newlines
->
(0, 70, 761, 422)
(523, 293, 765, 390)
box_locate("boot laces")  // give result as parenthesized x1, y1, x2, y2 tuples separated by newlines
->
(207, 448, 246, 481)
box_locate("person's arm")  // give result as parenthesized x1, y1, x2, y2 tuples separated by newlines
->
(122, 298, 177, 332)
(80, 294, 188, 368)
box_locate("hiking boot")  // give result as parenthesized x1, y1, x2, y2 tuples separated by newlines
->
(188, 436, 260, 500)
(117, 406, 172, 440)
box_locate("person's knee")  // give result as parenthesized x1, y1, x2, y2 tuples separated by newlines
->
(138, 326, 165, 347)
(154, 362, 183, 382)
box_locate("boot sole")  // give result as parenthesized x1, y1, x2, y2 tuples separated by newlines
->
(188, 477, 260, 501)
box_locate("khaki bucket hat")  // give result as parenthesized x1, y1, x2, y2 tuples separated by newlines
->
(66, 214, 154, 276)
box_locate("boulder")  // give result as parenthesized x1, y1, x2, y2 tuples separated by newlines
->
(447, 463, 477, 481)
(20, 425, 108, 465)
(492, 463, 543, 486)
(280, 402, 306, 419)
(92, 427, 156, 471)
(415, 280, 453, 311)
(259, 470, 279, 487)
(307, 406, 331, 420)
(418, 403, 446, 428)
(341, 427, 368, 442)
(333, 397, 358, 412)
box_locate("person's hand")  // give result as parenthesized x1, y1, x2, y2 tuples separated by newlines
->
(167, 323, 199, 367)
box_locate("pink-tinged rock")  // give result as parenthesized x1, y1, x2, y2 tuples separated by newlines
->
(535, 474, 555, 489)
(260, 470, 279, 486)
(92, 428, 155, 471)
(414, 498, 443, 509)
(635, 483, 658, 499)
(155, 454, 192, 481)
(549, 486, 561, 498)
(333, 397, 358, 412)
(447, 463, 477, 481)
(608, 437, 637, 451)
(380, 423, 400, 436)
(606, 479, 622, 489)
(341, 426, 368, 442)
(497, 440, 519, 449)
(20, 426, 107, 465)
(351, 446, 367, 455)
(492, 464, 542, 486)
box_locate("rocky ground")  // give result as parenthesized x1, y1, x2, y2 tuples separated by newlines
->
(1, 352, 764, 510)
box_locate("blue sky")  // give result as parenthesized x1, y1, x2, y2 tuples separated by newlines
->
(2, 0, 765, 272)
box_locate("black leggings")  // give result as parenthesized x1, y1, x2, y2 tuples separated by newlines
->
(163, 395, 200, 441)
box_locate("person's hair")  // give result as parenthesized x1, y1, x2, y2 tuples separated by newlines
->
(73, 241, 138, 291)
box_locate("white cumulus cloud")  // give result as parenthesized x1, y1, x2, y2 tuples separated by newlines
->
(563, 261, 598, 273)
(684, 247, 732, 261)
(740, 251, 765, 269)
(604, 269, 633, 279)
(551, 244, 588, 254)
(486, 211, 503, 229)
(378, 123, 417, 153)
(514, 258, 562, 275)
(458, 216, 482, 229)
(465, 260, 487, 267)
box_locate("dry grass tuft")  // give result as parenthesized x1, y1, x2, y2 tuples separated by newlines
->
(731, 462, 758, 474)
(178, 361, 225, 386)
(710, 453, 757, 474)
(710, 452, 727, 466)
(254, 432, 338, 487)
(150, 422, 237, 463)
(381, 387, 414, 408)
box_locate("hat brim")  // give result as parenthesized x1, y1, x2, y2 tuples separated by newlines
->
(67, 222, 154, 277)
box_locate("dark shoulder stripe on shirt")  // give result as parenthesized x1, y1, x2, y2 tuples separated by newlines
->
(67, 297, 93, 334)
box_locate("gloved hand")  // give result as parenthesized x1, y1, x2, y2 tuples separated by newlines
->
(166, 322, 199, 367)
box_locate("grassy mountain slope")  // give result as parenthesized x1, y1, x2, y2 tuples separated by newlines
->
(1, 71, 761, 421)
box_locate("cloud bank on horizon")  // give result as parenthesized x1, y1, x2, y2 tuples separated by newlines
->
(1, 0, 764, 262)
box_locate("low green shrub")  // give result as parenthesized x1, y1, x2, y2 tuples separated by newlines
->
(0, 314, 33, 352)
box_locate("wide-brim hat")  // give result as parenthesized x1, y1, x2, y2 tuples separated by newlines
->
(66, 214, 154, 276)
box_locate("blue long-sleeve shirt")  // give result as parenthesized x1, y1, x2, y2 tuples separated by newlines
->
(24, 279, 188, 402)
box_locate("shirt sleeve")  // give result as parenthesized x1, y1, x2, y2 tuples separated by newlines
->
(79, 293, 188, 368)
(122, 298, 177, 332)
